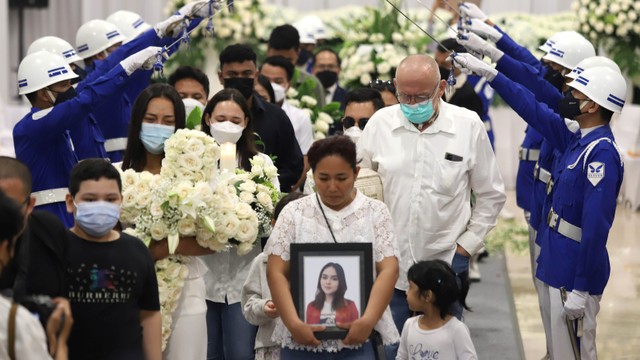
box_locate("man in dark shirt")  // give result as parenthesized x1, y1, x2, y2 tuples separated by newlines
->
(218, 44, 304, 192)
(64, 159, 160, 360)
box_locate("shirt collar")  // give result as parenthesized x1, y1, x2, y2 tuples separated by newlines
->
(390, 100, 456, 135)
(578, 124, 610, 145)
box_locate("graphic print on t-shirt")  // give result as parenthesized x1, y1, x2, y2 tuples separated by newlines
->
(409, 343, 439, 360)
(67, 263, 138, 304)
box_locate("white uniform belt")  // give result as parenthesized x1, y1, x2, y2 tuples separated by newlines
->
(484, 120, 491, 132)
(533, 163, 552, 184)
(104, 137, 128, 153)
(519, 147, 540, 161)
(547, 208, 582, 242)
(545, 177, 554, 195)
(32, 187, 68, 206)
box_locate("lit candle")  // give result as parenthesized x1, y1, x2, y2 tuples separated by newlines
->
(219, 142, 237, 171)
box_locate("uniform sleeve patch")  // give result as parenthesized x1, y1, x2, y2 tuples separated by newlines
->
(587, 162, 604, 186)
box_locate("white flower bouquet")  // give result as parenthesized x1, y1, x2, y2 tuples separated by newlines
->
(156, 257, 189, 351)
(286, 79, 341, 140)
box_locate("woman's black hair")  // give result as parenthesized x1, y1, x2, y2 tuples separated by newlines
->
(369, 79, 396, 95)
(311, 262, 348, 311)
(256, 74, 276, 104)
(407, 260, 471, 319)
(122, 83, 186, 172)
(0, 189, 23, 246)
(307, 135, 357, 173)
(201, 88, 258, 171)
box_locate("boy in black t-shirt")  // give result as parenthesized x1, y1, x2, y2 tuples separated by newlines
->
(64, 159, 160, 360)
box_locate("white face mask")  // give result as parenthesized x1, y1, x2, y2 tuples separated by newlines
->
(343, 126, 363, 143)
(209, 121, 244, 144)
(271, 82, 286, 103)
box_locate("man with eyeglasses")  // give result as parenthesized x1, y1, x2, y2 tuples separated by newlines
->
(358, 54, 506, 334)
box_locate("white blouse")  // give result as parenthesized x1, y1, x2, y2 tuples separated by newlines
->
(264, 190, 400, 352)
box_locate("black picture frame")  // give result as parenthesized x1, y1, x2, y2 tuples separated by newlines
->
(290, 242, 373, 340)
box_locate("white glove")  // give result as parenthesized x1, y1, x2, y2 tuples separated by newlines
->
(462, 18, 503, 43)
(450, 53, 498, 81)
(459, 2, 488, 21)
(562, 290, 588, 320)
(457, 32, 504, 62)
(178, 0, 220, 17)
(120, 46, 165, 76)
(155, 14, 187, 39)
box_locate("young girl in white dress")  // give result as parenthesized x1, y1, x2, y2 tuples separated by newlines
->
(397, 260, 478, 360)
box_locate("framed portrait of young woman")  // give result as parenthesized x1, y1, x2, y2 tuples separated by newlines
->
(290, 243, 373, 340)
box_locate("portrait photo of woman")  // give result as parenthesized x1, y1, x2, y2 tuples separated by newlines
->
(306, 262, 359, 326)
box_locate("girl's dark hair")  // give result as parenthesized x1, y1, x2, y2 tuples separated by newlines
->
(0, 189, 24, 245)
(201, 88, 258, 171)
(311, 262, 348, 311)
(122, 84, 186, 172)
(307, 135, 357, 173)
(407, 260, 470, 319)
(256, 74, 275, 104)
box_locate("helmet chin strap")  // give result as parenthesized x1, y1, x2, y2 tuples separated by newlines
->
(45, 88, 57, 105)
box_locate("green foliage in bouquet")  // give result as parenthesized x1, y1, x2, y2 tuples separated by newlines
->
(287, 76, 342, 139)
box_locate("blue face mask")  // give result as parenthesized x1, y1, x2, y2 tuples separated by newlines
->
(74, 201, 121, 237)
(140, 123, 175, 154)
(400, 99, 435, 125)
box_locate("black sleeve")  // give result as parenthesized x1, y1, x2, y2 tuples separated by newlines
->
(274, 110, 304, 192)
(133, 239, 160, 311)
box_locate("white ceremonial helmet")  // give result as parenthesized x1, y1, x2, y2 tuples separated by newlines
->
(566, 56, 620, 80)
(538, 30, 582, 53)
(292, 20, 316, 45)
(75, 19, 126, 59)
(542, 35, 595, 70)
(106, 10, 151, 44)
(17, 51, 78, 95)
(27, 36, 82, 64)
(568, 66, 627, 113)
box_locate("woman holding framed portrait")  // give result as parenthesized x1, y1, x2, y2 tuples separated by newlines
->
(266, 136, 400, 359)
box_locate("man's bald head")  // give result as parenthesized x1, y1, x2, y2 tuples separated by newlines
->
(394, 54, 444, 105)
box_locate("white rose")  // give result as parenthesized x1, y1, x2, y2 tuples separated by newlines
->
(235, 202, 255, 219)
(236, 241, 255, 256)
(150, 222, 168, 240)
(610, 3, 620, 13)
(301, 95, 317, 107)
(193, 182, 214, 203)
(581, 23, 590, 33)
(256, 191, 272, 208)
(236, 219, 258, 243)
(218, 27, 232, 38)
(177, 152, 204, 172)
(264, 165, 278, 179)
(594, 21, 604, 32)
(317, 112, 334, 124)
(616, 26, 628, 37)
(392, 32, 403, 42)
(314, 131, 326, 140)
(377, 62, 391, 75)
(286, 87, 299, 98)
(238, 180, 257, 193)
(185, 138, 205, 156)
(174, 181, 193, 200)
(287, 99, 300, 108)
(314, 119, 330, 133)
(251, 165, 264, 177)
(629, 11, 638, 21)
(221, 216, 240, 237)
(122, 189, 137, 208)
(136, 192, 152, 208)
(634, 23, 640, 34)
(239, 191, 254, 203)
(359, 73, 372, 86)
(604, 24, 614, 34)
(302, 108, 313, 118)
(178, 217, 197, 236)
(121, 170, 138, 189)
(150, 201, 164, 218)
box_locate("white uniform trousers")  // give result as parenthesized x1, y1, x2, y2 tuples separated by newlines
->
(547, 286, 600, 360)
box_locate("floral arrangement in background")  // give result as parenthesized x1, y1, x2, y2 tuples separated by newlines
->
(286, 78, 341, 139)
(572, 0, 640, 78)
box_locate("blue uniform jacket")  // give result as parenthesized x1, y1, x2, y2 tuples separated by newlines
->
(491, 73, 622, 294)
(13, 65, 131, 228)
(466, 74, 495, 147)
(494, 25, 546, 75)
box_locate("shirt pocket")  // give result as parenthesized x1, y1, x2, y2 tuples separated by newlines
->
(433, 159, 467, 197)
(555, 167, 580, 208)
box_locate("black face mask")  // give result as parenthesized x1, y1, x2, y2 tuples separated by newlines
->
(558, 92, 585, 119)
(71, 66, 87, 84)
(224, 77, 255, 100)
(50, 86, 78, 106)
(315, 70, 338, 88)
(544, 67, 565, 91)
(297, 49, 313, 66)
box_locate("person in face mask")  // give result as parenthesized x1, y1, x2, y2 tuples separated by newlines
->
(121, 84, 185, 173)
(312, 48, 346, 109)
(218, 44, 304, 193)
(358, 55, 506, 336)
(63, 159, 161, 360)
(199, 88, 280, 360)
(260, 56, 314, 191)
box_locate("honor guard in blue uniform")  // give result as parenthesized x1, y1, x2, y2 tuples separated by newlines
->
(73, 1, 213, 162)
(454, 51, 626, 360)
(27, 36, 109, 161)
(13, 47, 164, 228)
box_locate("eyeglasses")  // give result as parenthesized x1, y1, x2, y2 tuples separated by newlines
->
(369, 79, 396, 93)
(396, 83, 440, 104)
(342, 116, 369, 130)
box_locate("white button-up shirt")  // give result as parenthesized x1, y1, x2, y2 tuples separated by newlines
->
(281, 101, 314, 155)
(357, 101, 506, 290)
